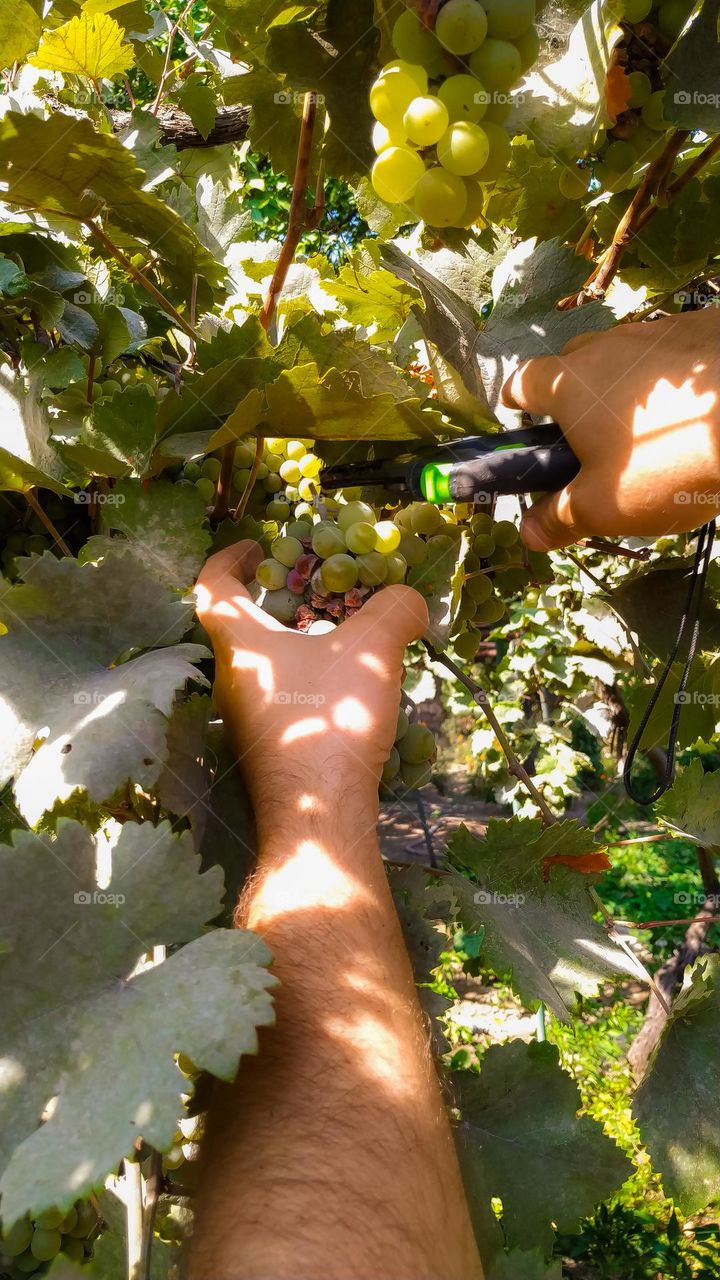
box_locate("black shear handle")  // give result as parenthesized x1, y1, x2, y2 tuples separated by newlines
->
(439, 436, 580, 501)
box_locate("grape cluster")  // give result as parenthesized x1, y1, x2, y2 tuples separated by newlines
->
(182, 437, 321, 522)
(0, 497, 77, 581)
(558, 0, 694, 200)
(452, 511, 529, 659)
(382, 705, 438, 790)
(369, 0, 541, 227)
(1, 1202, 98, 1273)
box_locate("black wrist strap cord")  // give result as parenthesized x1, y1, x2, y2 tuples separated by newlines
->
(623, 520, 716, 805)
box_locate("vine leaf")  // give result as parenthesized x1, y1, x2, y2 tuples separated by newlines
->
(177, 75, 218, 140)
(0, 819, 276, 1224)
(455, 1042, 632, 1264)
(55, 384, 159, 479)
(633, 955, 720, 1214)
(665, 0, 720, 132)
(428, 819, 637, 1020)
(29, 11, 134, 77)
(0, 0, 42, 66)
(657, 758, 720, 846)
(82, 476, 212, 590)
(0, 553, 196, 801)
(488, 1250, 562, 1279)
(0, 367, 67, 494)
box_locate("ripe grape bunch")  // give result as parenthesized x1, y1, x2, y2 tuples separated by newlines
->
(369, 0, 541, 227)
(1, 1202, 99, 1274)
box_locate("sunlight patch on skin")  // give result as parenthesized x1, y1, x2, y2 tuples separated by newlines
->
(281, 717, 327, 745)
(358, 651, 386, 676)
(250, 840, 365, 919)
(230, 649, 274, 699)
(332, 697, 371, 733)
(298, 793, 318, 812)
(321, 1011, 412, 1097)
(633, 378, 716, 435)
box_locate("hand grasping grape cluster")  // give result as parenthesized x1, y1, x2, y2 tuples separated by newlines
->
(369, 0, 540, 227)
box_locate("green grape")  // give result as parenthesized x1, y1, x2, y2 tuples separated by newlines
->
(403, 95, 450, 146)
(264, 437, 286, 454)
(514, 22, 540, 70)
(370, 67, 419, 126)
(409, 503, 445, 535)
(641, 89, 668, 131)
(457, 593, 478, 621)
(61, 1237, 85, 1263)
(295, 501, 314, 520)
(344, 521, 377, 554)
(382, 746, 402, 783)
(473, 532, 496, 556)
(499, 565, 530, 592)
(398, 530, 428, 566)
(454, 628, 481, 659)
(460, 180, 485, 226)
(256, 559, 289, 590)
(630, 123, 666, 162)
(234, 442, 255, 468)
(338, 500, 376, 531)
(2, 1217, 33, 1256)
(373, 520, 402, 553)
(397, 722, 435, 763)
(435, 0, 489, 54)
(201, 457, 222, 482)
(183, 461, 202, 481)
(299, 452, 322, 478)
(559, 166, 589, 199)
(58, 1209, 78, 1237)
(392, 8, 445, 72)
(287, 519, 313, 540)
(426, 533, 455, 560)
(266, 498, 292, 521)
(195, 477, 215, 503)
(263, 472, 283, 494)
(437, 121, 490, 175)
(6, 531, 26, 553)
(26, 534, 50, 555)
(658, 0, 692, 38)
(626, 69, 651, 108)
(605, 0, 652, 19)
(466, 572, 493, 602)
(373, 121, 409, 153)
(312, 523, 346, 558)
(482, 0, 535, 39)
(492, 519, 519, 547)
(162, 1147, 185, 1171)
(271, 535, 304, 568)
(475, 121, 512, 179)
(605, 139, 636, 171)
(279, 458, 302, 485)
(401, 759, 434, 788)
(483, 97, 511, 122)
(255, 461, 269, 480)
(469, 38, 522, 91)
(372, 145, 426, 202)
(438, 73, 488, 122)
(488, 544, 512, 565)
(385, 58, 428, 92)
(472, 511, 494, 532)
(67, 1203, 97, 1239)
(15, 1249, 40, 1273)
(594, 161, 634, 192)
(413, 166, 468, 225)
(34, 1210, 64, 1231)
(234, 467, 252, 491)
(259, 587, 304, 624)
(297, 478, 316, 501)
(31, 1228, 62, 1261)
(320, 553, 359, 593)
(474, 594, 506, 623)
(395, 706, 410, 740)
(357, 552, 389, 585)
(385, 552, 408, 584)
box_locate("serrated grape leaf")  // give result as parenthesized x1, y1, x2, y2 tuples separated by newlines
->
(656, 758, 720, 846)
(0, 113, 223, 301)
(489, 1251, 562, 1280)
(455, 1042, 631, 1263)
(0, 366, 67, 494)
(30, 11, 134, 76)
(607, 560, 720, 660)
(0, 552, 195, 794)
(82, 476, 211, 590)
(222, 65, 302, 182)
(429, 819, 637, 1020)
(55, 384, 158, 479)
(0, 0, 41, 63)
(0, 819, 275, 1224)
(485, 143, 590, 248)
(57, 301, 100, 350)
(15, 642, 208, 825)
(157, 693, 212, 828)
(665, 0, 720, 132)
(633, 955, 720, 1214)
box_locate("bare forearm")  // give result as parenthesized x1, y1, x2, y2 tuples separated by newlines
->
(191, 778, 482, 1280)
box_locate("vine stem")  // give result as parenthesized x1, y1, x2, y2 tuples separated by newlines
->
(635, 132, 720, 233)
(140, 1150, 162, 1280)
(25, 490, 72, 556)
(150, 0, 195, 115)
(124, 1156, 144, 1280)
(424, 640, 557, 825)
(559, 129, 690, 308)
(234, 435, 264, 520)
(84, 220, 199, 343)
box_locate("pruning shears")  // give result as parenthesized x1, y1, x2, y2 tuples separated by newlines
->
(319, 424, 580, 503)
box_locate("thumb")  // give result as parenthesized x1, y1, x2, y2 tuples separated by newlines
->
(520, 488, 583, 551)
(342, 584, 429, 655)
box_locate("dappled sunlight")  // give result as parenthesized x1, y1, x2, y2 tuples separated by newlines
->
(0, 1057, 25, 1091)
(230, 647, 275, 699)
(332, 697, 372, 734)
(280, 716, 327, 744)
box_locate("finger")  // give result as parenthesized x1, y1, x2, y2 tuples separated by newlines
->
(560, 331, 605, 356)
(194, 541, 287, 634)
(520, 488, 585, 552)
(501, 355, 564, 413)
(342, 584, 429, 654)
